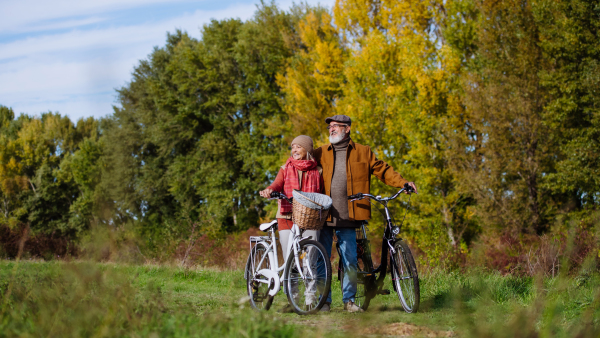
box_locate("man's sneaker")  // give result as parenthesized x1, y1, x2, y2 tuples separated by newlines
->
(320, 303, 331, 312)
(344, 301, 364, 313)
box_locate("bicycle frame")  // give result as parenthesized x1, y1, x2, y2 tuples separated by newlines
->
(246, 191, 333, 314)
(348, 187, 413, 295)
(248, 218, 311, 296)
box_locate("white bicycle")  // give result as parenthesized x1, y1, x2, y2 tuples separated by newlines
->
(244, 192, 332, 315)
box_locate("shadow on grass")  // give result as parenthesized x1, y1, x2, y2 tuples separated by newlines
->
(369, 288, 464, 313)
(418, 291, 454, 312)
(371, 304, 405, 312)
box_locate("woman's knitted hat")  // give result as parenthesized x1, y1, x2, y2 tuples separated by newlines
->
(291, 135, 314, 154)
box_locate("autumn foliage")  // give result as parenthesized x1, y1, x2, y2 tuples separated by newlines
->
(1, 0, 599, 272)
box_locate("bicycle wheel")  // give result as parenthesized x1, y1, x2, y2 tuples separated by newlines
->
(338, 240, 374, 310)
(246, 243, 274, 310)
(391, 240, 420, 313)
(283, 239, 331, 315)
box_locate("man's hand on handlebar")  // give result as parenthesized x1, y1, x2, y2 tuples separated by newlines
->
(348, 193, 364, 200)
(347, 182, 416, 202)
(259, 188, 273, 198)
(404, 182, 418, 194)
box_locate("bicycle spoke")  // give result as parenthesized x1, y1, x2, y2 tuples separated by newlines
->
(284, 240, 332, 315)
(391, 241, 420, 313)
(246, 243, 274, 311)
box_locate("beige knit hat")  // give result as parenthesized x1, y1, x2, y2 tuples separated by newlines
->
(291, 135, 314, 154)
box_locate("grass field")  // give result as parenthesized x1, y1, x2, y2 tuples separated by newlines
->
(1, 260, 599, 337)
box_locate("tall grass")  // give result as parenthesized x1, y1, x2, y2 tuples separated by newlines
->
(419, 268, 600, 337)
(0, 261, 304, 337)
(1, 259, 599, 337)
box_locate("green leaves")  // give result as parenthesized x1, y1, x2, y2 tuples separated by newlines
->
(0, 109, 101, 236)
(535, 0, 600, 203)
(100, 3, 301, 251)
(2, 0, 599, 263)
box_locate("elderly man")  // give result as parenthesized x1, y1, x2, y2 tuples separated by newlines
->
(314, 115, 417, 312)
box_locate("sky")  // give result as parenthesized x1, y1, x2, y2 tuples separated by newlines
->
(0, 0, 334, 122)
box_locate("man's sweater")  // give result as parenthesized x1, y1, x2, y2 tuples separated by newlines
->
(328, 137, 359, 228)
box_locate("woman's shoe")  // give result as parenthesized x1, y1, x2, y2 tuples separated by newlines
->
(319, 303, 331, 312)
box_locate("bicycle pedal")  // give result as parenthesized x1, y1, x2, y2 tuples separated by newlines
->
(378, 289, 391, 295)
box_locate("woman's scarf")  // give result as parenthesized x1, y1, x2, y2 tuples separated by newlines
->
(280, 157, 322, 214)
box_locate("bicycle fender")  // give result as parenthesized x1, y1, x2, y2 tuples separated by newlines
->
(257, 240, 278, 272)
(257, 269, 280, 296)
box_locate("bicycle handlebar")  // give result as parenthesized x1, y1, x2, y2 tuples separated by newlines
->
(348, 193, 364, 200)
(348, 183, 414, 202)
(270, 191, 292, 203)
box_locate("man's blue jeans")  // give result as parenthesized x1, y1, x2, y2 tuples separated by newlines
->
(319, 227, 357, 304)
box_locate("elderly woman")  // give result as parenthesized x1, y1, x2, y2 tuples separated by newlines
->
(259, 135, 323, 264)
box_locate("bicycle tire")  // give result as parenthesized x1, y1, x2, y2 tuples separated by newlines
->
(283, 239, 331, 315)
(246, 243, 274, 311)
(338, 242, 374, 310)
(391, 240, 420, 313)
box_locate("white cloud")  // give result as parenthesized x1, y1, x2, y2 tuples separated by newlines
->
(0, 3, 257, 119)
(0, 0, 198, 33)
(0, 3, 259, 61)
(0, 0, 335, 121)
(15, 17, 109, 35)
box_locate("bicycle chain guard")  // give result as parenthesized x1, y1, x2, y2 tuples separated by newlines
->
(257, 269, 280, 296)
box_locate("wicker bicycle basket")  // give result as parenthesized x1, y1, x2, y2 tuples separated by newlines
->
(291, 190, 332, 230)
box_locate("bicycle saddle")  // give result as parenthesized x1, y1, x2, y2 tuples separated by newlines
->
(259, 220, 278, 232)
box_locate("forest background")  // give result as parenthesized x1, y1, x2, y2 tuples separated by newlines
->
(1, 0, 599, 275)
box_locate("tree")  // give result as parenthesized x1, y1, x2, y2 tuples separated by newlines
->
(276, 0, 480, 262)
(461, 0, 555, 234)
(102, 3, 306, 252)
(534, 0, 600, 207)
(276, 8, 346, 143)
(338, 0, 479, 260)
(0, 106, 29, 226)
(0, 107, 100, 240)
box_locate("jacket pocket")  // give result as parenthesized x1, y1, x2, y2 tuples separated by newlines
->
(351, 162, 369, 182)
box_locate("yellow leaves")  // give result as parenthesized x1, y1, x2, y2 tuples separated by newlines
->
(0, 175, 29, 197)
(334, 0, 432, 41)
(0, 123, 29, 199)
(17, 118, 61, 170)
(279, 0, 476, 258)
(0, 113, 84, 205)
(299, 12, 335, 49)
(277, 2, 473, 257)
(0, 145, 29, 199)
(5, 157, 20, 174)
(277, 10, 346, 143)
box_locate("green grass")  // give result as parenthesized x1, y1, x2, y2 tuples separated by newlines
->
(1, 260, 599, 337)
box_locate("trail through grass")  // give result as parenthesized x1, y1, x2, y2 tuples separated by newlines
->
(1, 260, 599, 337)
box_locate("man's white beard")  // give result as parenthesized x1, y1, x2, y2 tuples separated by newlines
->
(329, 132, 346, 144)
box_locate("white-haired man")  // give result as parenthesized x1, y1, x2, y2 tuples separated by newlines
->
(313, 114, 418, 312)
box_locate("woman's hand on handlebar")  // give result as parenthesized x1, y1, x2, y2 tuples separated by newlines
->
(259, 188, 273, 198)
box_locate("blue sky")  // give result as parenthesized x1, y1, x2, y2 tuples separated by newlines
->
(0, 0, 334, 121)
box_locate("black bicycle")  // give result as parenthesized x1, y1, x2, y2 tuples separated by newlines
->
(335, 183, 420, 312)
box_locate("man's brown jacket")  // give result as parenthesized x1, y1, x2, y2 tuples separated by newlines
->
(313, 139, 408, 221)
